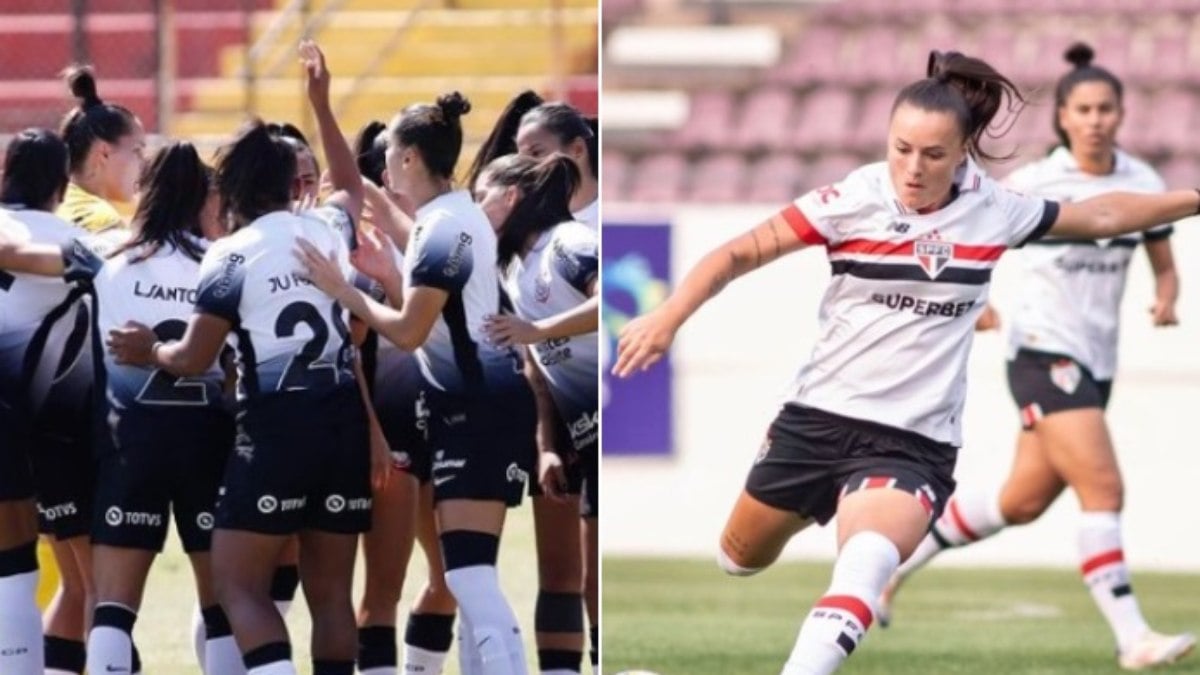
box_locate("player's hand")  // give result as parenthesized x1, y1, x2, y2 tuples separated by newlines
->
(350, 224, 400, 285)
(538, 450, 569, 503)
(368, 419, 391, 492)
(107, 321, 157, 366)
(294, 238, 351, 299)
(298, 39, 331, 109)
(612, 308, 677, 378)
(974, 303, 1000, 332)
(1150, 299, 1179, 327)
(484, 313, 542, 347)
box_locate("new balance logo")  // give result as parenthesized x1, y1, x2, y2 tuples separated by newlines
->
(887, 222, 912, 234)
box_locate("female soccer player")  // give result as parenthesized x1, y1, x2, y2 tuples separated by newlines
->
(352, 120, 459, 675)
(613, 50, 1200, 675)
(295, 90, 534, 675)
(513, 101, 598, 229)
(108, 40, 378, 675)
(878, 44, 1194, 670)
(0, 128, 75, 675)
(58, 65, 144, 234)
(477, 153, 600, 674)
(0, 143, 242, 675)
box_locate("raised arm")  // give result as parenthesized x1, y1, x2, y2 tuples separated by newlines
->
(300, 39, 364, 221)
(1049, 190, 1199, 240)
(612, 211, 809, 377)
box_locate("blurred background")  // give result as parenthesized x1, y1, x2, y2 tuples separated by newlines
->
(0, 0, 598, 162)
(601, 0, 1200, 569)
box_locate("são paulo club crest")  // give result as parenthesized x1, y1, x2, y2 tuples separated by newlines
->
(914, 231, 954, 279)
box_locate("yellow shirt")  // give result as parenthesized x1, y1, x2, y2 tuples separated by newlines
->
(57, 183, 126, 233)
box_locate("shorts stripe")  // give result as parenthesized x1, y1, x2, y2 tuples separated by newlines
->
(1081, 549, 1124, 576)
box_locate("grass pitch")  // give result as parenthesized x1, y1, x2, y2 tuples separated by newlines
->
(604, 557, 1200, 674)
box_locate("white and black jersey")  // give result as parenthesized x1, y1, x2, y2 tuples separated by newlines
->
(573, 198, 598, 231)
(778, 159, 1059, 446)
(194, 205, 357, 399)
(501, 221, 598, 452)
(1002, 147, 1173, 380)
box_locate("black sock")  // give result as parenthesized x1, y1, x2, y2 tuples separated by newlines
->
(590, 625, 599, 666)
(45, 636, 87, 674)
(404, 612, 455, 652)
(269, 564, 300, 603)
(358, 625, 397, 670)
(312, 659, 355, 675)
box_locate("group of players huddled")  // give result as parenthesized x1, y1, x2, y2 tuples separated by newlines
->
(0, 39, 598, 675)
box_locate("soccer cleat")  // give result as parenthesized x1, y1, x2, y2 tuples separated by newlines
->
(875, 575, 900, 629)
(1118, 630, 1197, 670)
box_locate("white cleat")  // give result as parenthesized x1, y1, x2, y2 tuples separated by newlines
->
(875, 575, 899, 629)
(1118, 631, 1197, 670)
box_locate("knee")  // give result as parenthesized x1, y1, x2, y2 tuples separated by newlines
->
(1079, 475, 1124, 512)
(716, 543, 762, 577)
(1002, 497, 1051, 526)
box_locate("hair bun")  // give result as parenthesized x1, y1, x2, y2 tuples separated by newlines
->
(436, 91, 471, 123)
(926, 50, 963, 82)
(63, 65, 102, 109)
(1064, 42, 1095, 69)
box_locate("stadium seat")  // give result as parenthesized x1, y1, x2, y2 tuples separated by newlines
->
(687, 152, 746, 203)
(730, 87, 796, 152)
(628, 152, 689, 203)
(670, 89, 736, 150)
(745, 152, 805, 204)
(791, 87, 855, 153)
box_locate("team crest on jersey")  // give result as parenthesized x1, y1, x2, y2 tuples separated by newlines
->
(1049, 359, 1082, 395)
(914, 232, 954, 279)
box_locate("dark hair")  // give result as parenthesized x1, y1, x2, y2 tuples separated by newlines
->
(484, 153, 579, 266)
(214, 119, 297, 228)
(467, 90, 546, 190)
(113, 142, 211, 263)
(355, 120, 388, 186)
(59, 65, 138, 174)
(0, 128, 70, 210)
(1053, 43, 1124, 149)
(391, 91, 471, 180)
(892, 51, 1025, 162)
(519, 102, 598, 178)
(265, 121, 310, 147)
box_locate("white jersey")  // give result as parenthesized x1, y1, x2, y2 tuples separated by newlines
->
(0, 206, 95, 419)
(194, 205, 357, 400)
(783, 160, 1058, 445)
(1003, 147, 1172, 379)
(62, 236, 226, 410)
(501, 221, 598, 451)
(403, 190, 521, 395)
(573, 198, 599, 231)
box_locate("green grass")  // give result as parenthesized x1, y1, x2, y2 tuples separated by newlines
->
(604, 557, 1200, 675)
(126, 506, 538, 674)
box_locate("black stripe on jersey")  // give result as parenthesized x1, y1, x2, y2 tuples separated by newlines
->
(1028, 237, 1139, 248)
(232, 325, 260, 398)
(1014, 200, 1061, 248)
(830, 260, 991, 285)
(0, 269, 13, 291)
(1144, 225, 1175, 242)
(442, 291, 483, 391)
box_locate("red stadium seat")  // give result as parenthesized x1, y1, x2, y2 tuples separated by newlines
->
(602, 150, 630, 202)
(801, 153, 861, 193)
(746, 152, 805, 204)
(688, 152, 746, 203)
(670, 89, 736, 150)
(791, 87, 855, 153)
(627, 152, 689, 203)
(731, 87, 796, 152)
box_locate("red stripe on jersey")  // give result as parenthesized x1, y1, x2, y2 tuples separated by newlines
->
(947, 497, 980, 541)
(831, 239, 1006, 261)
(864, 476, 894, 489)
(1081, 549, 1124, 576)
(816, 595, 873, 629)
(779, 205, 827, 246)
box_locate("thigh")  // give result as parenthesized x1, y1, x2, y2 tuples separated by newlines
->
(533, 495, 583, 589)
(720, 489, 811, 570)
(437, 498, 508, 537)
(999, 430, 1066, 523)
(361, 470, 419, 595)
(90, 544, 155, 610)
(1033, 408, 1123, 510)
(298, 529, 359, 604)
(0, 499, 38, 550)
(836, 487, 930, 560)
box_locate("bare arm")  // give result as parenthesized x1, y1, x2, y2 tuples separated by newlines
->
(0, 240, 64, 277)
(300, 40, 364, 221)
(108, 313, 232, 377)
(524, 347, 568, 499)
(352, 347, 391, 490)
(1145, 237, 1180, 326)
(485, 280, 598, 347)
(1050, 190, 1199, 240)
(613, 213, 808, 377)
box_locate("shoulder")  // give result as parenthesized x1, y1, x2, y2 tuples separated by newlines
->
(1117, 151, 1166, 192)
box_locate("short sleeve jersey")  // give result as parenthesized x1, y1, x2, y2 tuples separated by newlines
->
(573, 198, 599, 231)
(0, 206, 97, 419)
(193, 205, 357, 400)
(403, 190, 520, 395)
(1002, 147, 1172, 379)
(61, 236, 226, 410)
(57, 183, 125, 234)
(501, 221, 598, 451)
(780, 159, 1059, 445)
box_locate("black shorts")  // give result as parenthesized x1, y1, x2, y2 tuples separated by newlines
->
(744, 404, 957, 526)
(372, 349, 433, 483)
(92, 407, 234, 552)
(1008, 349, 1112, 429)
(0, 398, 35, 503)
(216, 384, 372, 535)
(580, 446, 597, 519)
(428, 387, 535, 508)
(30, 420, 95, 539)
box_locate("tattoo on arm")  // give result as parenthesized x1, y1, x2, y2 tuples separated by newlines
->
(750, 227, 764, 270)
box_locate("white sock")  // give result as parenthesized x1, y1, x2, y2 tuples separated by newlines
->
(0, 569, 43, 675)
(782, 532, 899, 675)
(403, 645, 449, 674)
(192, 603, 206, 670)
(248, 661, 297, 675)
(45, 670, 79, 675)
(1079, 511, 1150, 653)
(201, 604, 245, 675)
(458, 615, 484, 675)
(445, 565, 527, 675)
(895, 487, 1005, 580)
(86, 602, 136, 675)
(543, 669, 578, 675)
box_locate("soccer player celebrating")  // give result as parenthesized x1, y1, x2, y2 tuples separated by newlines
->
(614, 50, 1200, 675)
(878, 43, 1194, 670)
